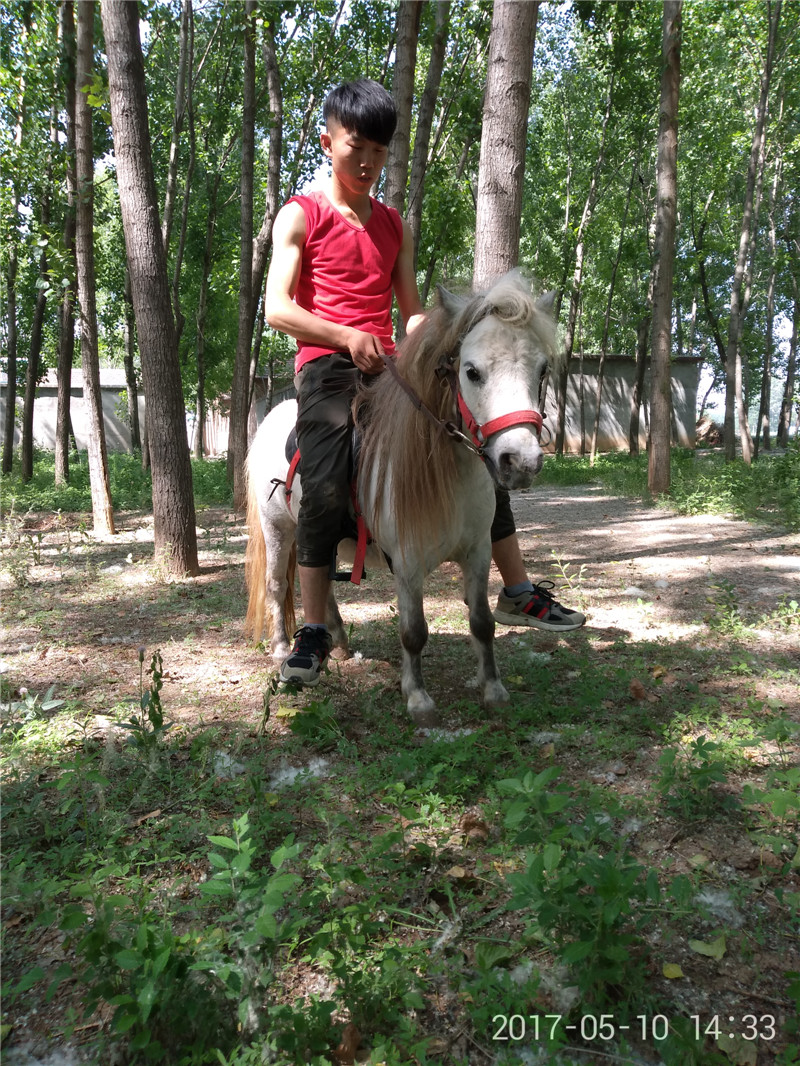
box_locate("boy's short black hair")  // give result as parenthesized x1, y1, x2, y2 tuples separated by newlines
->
(323, 79, 397, 146)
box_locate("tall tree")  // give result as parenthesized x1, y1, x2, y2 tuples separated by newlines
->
(406, 1, 450, 265)
(648, 0, 682, 495)
(553, 62, 615, 454)
(723, 0, 781, 463)
(1, 4, 29, 476)
(102, 0, 198, 575)
(227, 0, 257, 510)
(384, 0, 422, 214)
(473, 0, 539, 289)
(55, 0, 77, 486)
(20, 101, 56, 482)
(75, 0, 115, 535)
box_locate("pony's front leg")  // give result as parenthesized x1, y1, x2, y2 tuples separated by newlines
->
(325, 587, 350, 660)
(395, 572, 439, 726)
(462, 552, 510, 708)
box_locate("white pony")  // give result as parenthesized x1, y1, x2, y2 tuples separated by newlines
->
(245, 271, 559, 723)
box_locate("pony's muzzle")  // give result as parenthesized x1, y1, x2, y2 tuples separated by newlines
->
(496, 446, 543, 488)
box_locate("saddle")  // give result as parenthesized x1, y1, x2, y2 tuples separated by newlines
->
(281, 426, 373, 585)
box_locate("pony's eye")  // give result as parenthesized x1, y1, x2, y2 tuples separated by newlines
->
(465, 366, 482, 384)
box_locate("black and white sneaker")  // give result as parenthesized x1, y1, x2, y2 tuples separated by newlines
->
(493, 582, 586, 631)
(279, 626, 333, 686)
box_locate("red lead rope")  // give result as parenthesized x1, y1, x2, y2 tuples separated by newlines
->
(456, 394, 543, 449)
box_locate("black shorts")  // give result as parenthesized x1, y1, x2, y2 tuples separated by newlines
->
(491, 486, 517, 542)
(294, 353, 364, 568)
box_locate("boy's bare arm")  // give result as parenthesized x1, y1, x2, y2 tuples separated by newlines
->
(265, 203, 387, 374)
(393, 219, 426, 335)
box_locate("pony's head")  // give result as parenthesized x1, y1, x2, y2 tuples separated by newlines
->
(435, 270, 559, 488)
(356, 270, 560, 556)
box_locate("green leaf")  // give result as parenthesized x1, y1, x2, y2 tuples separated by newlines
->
(561, 939, 595, 963)
(474, 941, 514, 970)
(689, 935, 726, 960)
(115, 949, 144, 971)
(13, 967, 44, 995)
(112, 1009, 139, 1034)
(200, 879, 233, 898)
(45, 963, 73, 1002)
(254, 912, 277, 939)
(59, 907, 88, 931)
(542, 842, 562, 872)
(152, 946, 171, 977)
(207, 835, 239, 850)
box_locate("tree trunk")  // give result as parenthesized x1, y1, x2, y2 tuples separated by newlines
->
(554, 65, 615, 454)
(724, 0, 781, 464)
(123, 267, 141, 451)
(55, 0, 77, 487)
(75, 1, 115, 536)
(22, 101, 59, 481)
(161, 0, 191, 254)
(102, 0, 198, 575)
(630, 281, 654, 456)
(228, 0, 257, 510)
(21, 251, 48, 483)
(384, 0, 422, 214)
(648, 0, 682, 496)
(406, 1, 450, 265)
(754, 152, 782, 458)
(473, 0, 539, 290)
(693, 192, 728, 367)
(171, 3, 195, 347)
(590, 156, 638, 465)
(776, 263, 797, 448)
(2, 11, 28, 476)
(193, 181, 219, 460)
(251, 16, 283, 325)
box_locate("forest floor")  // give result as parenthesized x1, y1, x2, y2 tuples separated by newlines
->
(1, 483, 799, 1066)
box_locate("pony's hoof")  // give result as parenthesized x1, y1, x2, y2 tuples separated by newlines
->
(271, 643, 291, 663)
(329, 645, 351, 661)
(407, 692, 440, 728)
(483, 680, 511, 707)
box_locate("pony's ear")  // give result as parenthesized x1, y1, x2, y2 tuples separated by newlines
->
(536, 290, 557, 317)
(436, 284, 468, 319)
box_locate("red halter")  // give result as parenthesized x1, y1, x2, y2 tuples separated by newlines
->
(456, 394, 543, 450)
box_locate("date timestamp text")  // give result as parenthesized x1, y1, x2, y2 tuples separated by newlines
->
(491, 1013, 777, 1044)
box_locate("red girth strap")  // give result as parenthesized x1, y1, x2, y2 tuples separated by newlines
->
(285, 448, 302, 503)
(456, 394, 543, 448)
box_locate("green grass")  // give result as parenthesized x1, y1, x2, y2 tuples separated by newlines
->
(3, 627, 798, 1064)
(2, 444, 798, 529)
(0, 449, 233, 514)
(538, 442, 800, 529)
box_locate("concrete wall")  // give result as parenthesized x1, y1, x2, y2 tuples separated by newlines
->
(1, 358, 700, 459)
(543, 355, 700, 453)
(0, 370, 144, 454)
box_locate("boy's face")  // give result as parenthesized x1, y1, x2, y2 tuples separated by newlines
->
(321, 119, 389, 196)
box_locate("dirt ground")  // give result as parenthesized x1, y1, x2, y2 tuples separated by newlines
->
(1, 484, 799, 1065)
(3, 483, 799, 716)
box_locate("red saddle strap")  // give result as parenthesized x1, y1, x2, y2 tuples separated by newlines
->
(285, 448, 369, 586)
(285, 448, 302, 503)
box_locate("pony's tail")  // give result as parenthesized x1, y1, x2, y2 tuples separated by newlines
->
(244, 459, 297, 648)
(244, 470, 267, 644)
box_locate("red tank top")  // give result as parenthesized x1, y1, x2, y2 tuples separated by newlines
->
(288, 190, 404, 371)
